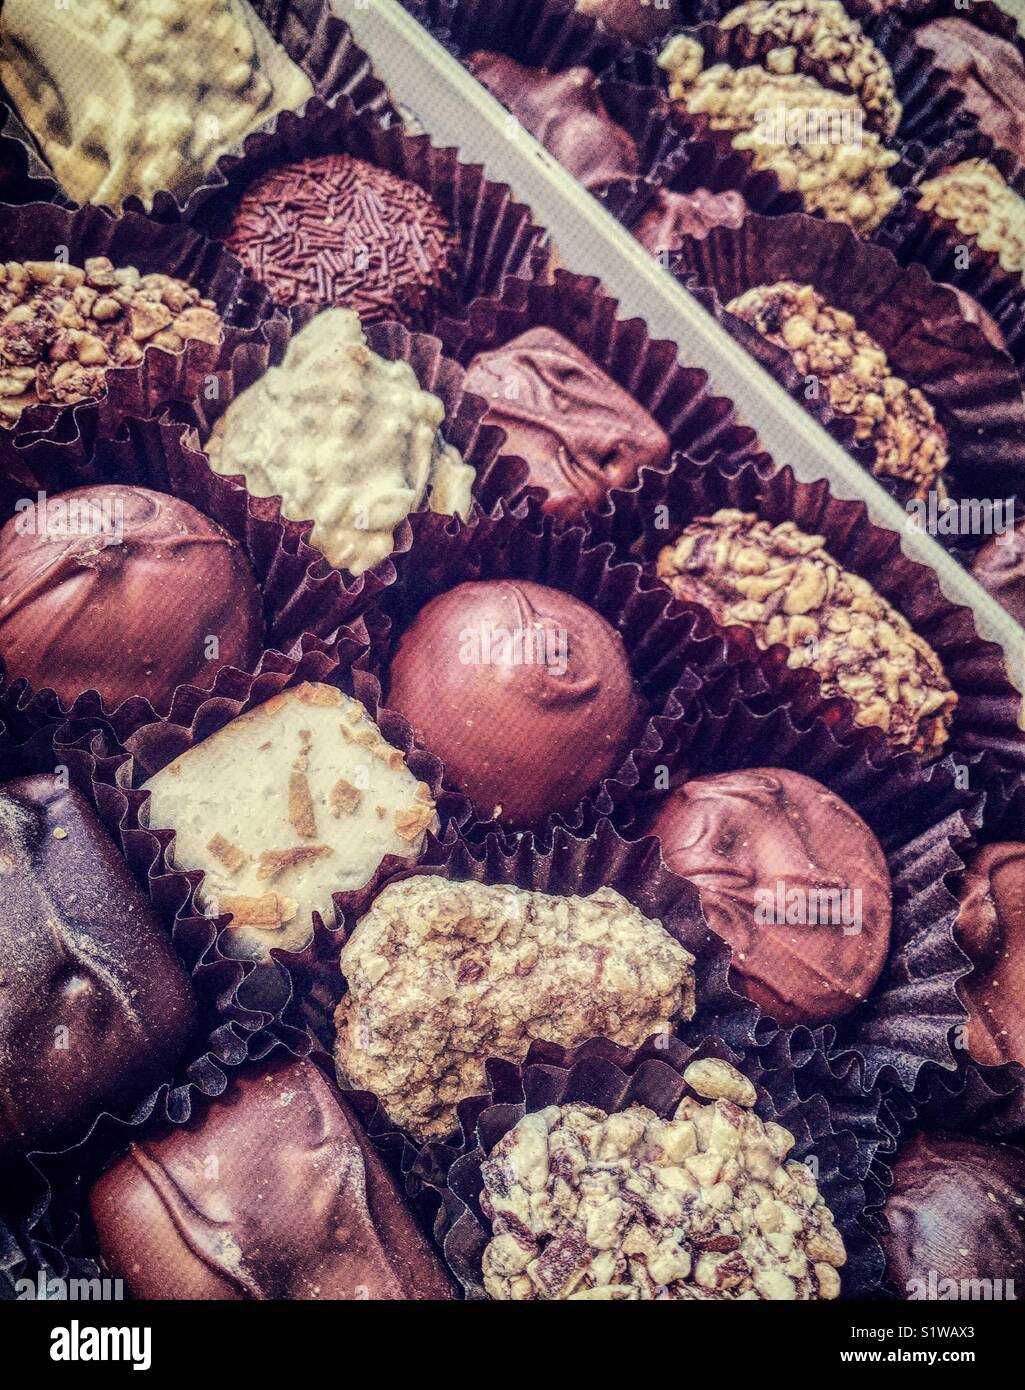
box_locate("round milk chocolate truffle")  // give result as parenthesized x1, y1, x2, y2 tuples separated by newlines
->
(883, 1131, 1025, 1298)
(955, 841, 1025, 1068)
(387, 579, 643, 826)
(0, 484, 264, 712)
(462, 328, 670, 520)
(971, 517, 1025, 627)
(643, 768, 892, 1025)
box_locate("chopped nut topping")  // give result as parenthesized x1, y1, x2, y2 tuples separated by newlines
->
(334, 876, 697, 1141)
(658, 37, 899, 234)
(256, 845, 333, 881)
(393, 801, 437, 842)
(657, 509, 956, 755)
(683, 1057, 758, 1106)
(720, 0, 902, 135)
(480, 1095, 846, 1300)
(727, 281, 948, 497)
(206, 833, 249, 873)
(917, 160, 1025, 283)
(0, 256, 222, 427)
(287, 770, 317, 839)
(329, 778, 363, 817)
(220, 891, 297, 927)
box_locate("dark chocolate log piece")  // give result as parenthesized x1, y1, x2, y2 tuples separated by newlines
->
(955, 841, 1025, 1069)
(0, 775, 195, 1161)
(0, 483, 264, 713)
(387, 579, 644, 827)
(642, 767, 892, 1026)
(883, 1131, 1025, 1299)
(89, 1058, 456, 1300)
(466, 51, 638, 191)
(462, 327, 670, 520)
(971, 518, 1025, 628)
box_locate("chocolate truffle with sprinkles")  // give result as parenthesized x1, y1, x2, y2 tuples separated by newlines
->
(222, 153, 463, 328)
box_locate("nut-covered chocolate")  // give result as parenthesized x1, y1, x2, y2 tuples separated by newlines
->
(642, 768, 892, 1026)
(658, 34, 900, 234)
(334, 875, 697, 1141)
(0, 0, 313, 208)
(955, 841, 1025, 1070)
(462, 327, 670, 520)
(387, 579, 644, 827)
(915, 17, 1025, 165)
(0, 774, 195, 1162)
(657, 509, 957, 755)
(480, 1058, 846, 1300)
(466, 51, 638, 191)
(917, 160, 1025, 284)
(0, 256, 222, 428)
(0, 483, 264, 713)
(883, 1131, 1025, 1299)
(970, 518, 1025, 627)
(223, 153, 463, 328)
(89, 1058, 456, 1300)
(727, 281, 950, 499)
(143, 683, 438, 961)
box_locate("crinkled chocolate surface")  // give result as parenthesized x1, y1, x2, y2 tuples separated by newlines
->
(479, 1059, 846, 1300)
(334, 876, 696, 1141)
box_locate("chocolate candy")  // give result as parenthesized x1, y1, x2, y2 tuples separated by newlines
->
(462, 328, 670, 520)
(633, 187, 748, 255)
(575, 0, 685, 46)
(89, 1058, 456, 1299)
(466, 52, 638, 191)
(970, 518, 1025, 627)
(0, 775, 195, 1162)
(642, 767, 892, 1026)
(955, 841, 1025, 1069)
(222, 153, 462, 328)
(883, 1131, 1025, 1298)
(917, 160, 1025, 285)
(0, 483, 264, 713)
(944, 284, 1008, 354)
(387, 579, 644, 827)
(915, 18, 1025, 165)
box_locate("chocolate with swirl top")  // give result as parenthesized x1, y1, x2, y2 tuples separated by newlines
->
(387, 579, 644, 827)
(642, 767, 892, 1025)
(955, 841, 1025, 1069)
(462, 328, 670, 520)
(89, 1058, 456, 1299)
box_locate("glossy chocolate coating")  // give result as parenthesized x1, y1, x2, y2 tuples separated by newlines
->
(576, 0, 685, 46)
(970, 518, 1025, 627)
(915, 18, 1025, 164)
(89, 1058, 456, 1300)
(883, 1131, 1025, 1298)
(955, 841, 1025, 1069)
(643, 767, 892, 1026)
(0, 775, 195, 1161)
(466, 51, 638, 190)
(387, 579, 643, 827)
(0, 483, 264, 713)
(633, 187, 748, 254)
(462, 328, 670, 520)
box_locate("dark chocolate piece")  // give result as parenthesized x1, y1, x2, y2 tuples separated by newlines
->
(89, 1058, 456, 1300)
(955, 841, 1025, 1069)
(633, 187, 748, 255)
(387, 579, 644, 827)
(0, 775, 195, 1162)
(466, 51, 638, 190)
(576, 0, 685, 46)
(915, 17, 1025, 165)
(642, 767, 892, 1026)
(883, 1131, 1025, 1299)
(462, 327, 670, 520)
(970, 517, 1025, 627)
(222, 153, 462, 328)
(0, 483, 264, 713)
